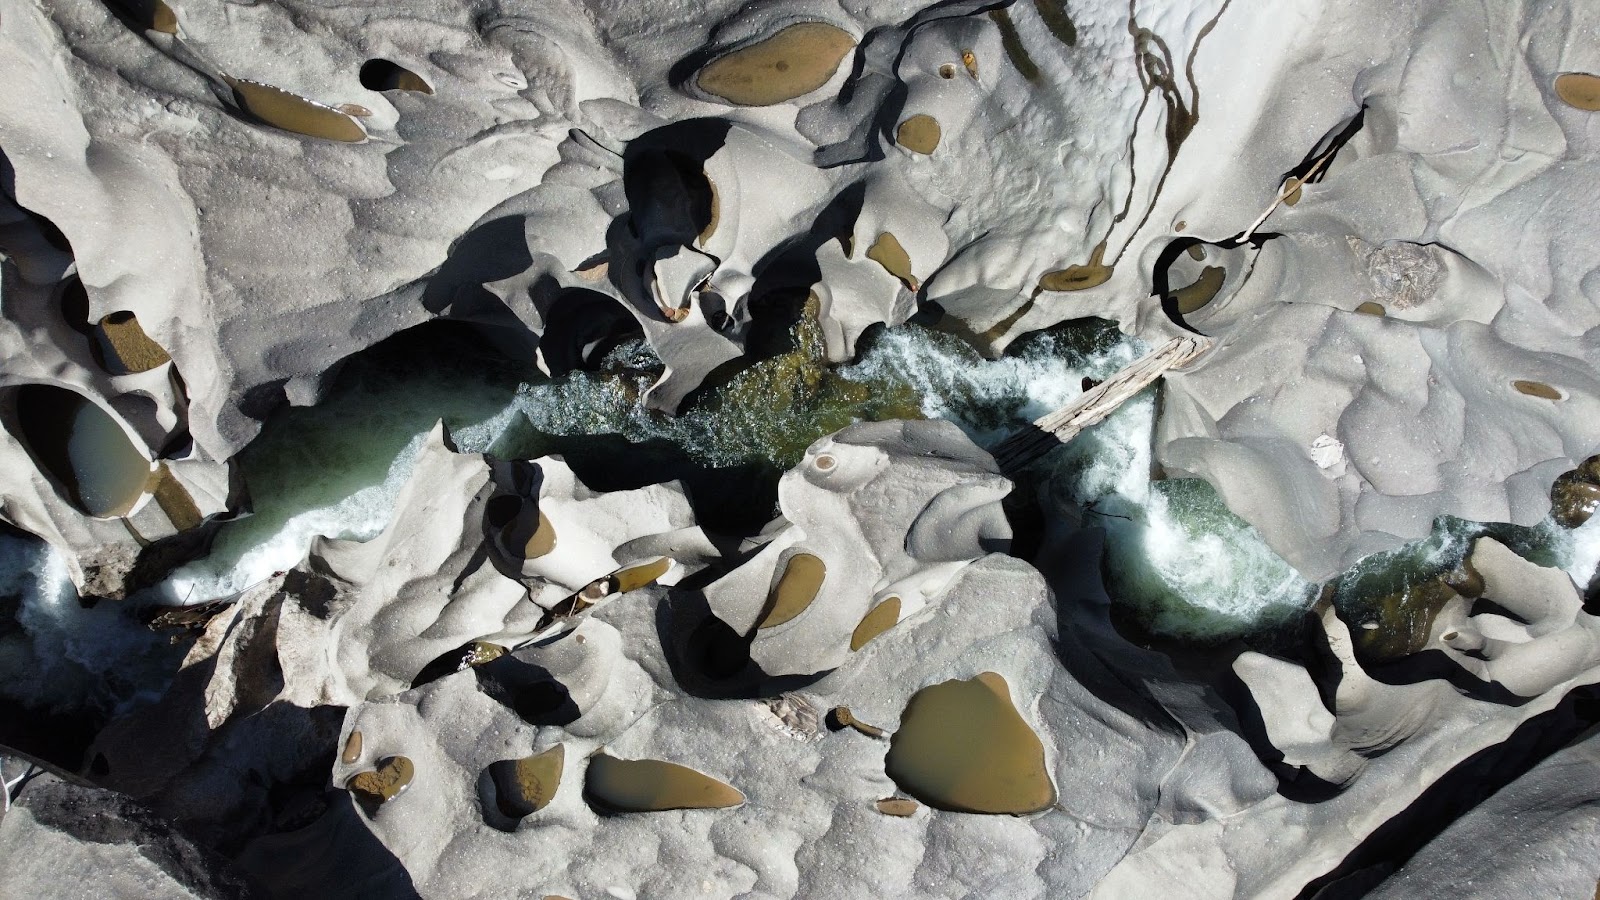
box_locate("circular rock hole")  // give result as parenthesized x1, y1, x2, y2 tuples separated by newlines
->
(359, 59, 433, 94)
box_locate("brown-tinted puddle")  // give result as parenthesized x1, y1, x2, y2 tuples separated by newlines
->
(489, 744, 565, 819)
(696, 23, 856, 106)
(11, 384, 150, 517)
(885, 672, 1055, 815)
(224, 76, 366, 142)
(583, 753, 744, 813)
(756, 552, 825, 629)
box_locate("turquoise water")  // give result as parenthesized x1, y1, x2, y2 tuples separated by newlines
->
(5, 316, 1599, 717)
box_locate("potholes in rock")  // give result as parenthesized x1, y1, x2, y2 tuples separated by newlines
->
(895, 114, 942, 155)
(482, 744, 564, 828)
(681, 605, 756, 683)
(884, 671, 1055, 814)
(101, 0, 178, 34)
(755, 552, 826, 631)
(692, 23, 857, 107)
(1151, 235, 1269, 333)
(582, 752, 743, 813)
(359, 59, 433, 94)
(4, 384, 150, 518)
(486, 491, 558, 564)
(410, 640, 507, 690)
(850, 595, 900, 650)
(1512, 379, 1563, 401)
(1038, 241, 1112, 293)
(474, 656, 582, 726)
(1168, 265, 1225, 315)
(346, 755, 414, 814)
(1554, 73, 1600, 112)
(865, 232, 919, 289)
(93, 311, 172, 375)
(223, 77, 366, 143)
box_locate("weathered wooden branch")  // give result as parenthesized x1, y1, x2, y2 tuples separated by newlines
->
(991, 335, 1212, 475)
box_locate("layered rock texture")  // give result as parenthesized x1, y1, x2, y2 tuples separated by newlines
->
(4, 0, 1600, 896)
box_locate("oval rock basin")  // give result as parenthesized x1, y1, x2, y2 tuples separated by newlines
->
(583, 753, 744, 812)
(12, 384, 150, 517)
(885, 671, 1056, 815)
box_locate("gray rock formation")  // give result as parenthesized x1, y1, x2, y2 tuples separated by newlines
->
(1364, 727, 1600, 899)
(6, 0, 1600, 896)
(6, 0, 1598, 587)
(0, 753, 256, 899)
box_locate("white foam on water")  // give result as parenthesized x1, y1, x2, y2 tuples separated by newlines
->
(840, 327, 1139, 443)
(2, 319, 1314, 682)
(1037, 389, 1315, 637)
(0, 532, 176, 713)
(1563, 515, 1600, 591)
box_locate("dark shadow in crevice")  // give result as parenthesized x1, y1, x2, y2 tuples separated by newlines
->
(359, 59, 432, 94)
(234, 791, 422, 900)
(1359, 649, 1527, 707)
(473, 657, 582, 727)
(654, 586, 829, 700)
(1278, 105, 1367, 199)
(420, 217, 534, 316)
(623, 120, 729, 245)
(1294, 685, 1600, 900)
(539, 289, 642, 378)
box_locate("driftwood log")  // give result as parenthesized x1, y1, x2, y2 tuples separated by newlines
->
(991, 335, 1212, 475)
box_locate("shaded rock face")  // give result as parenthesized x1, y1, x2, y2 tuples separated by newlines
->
(0, 761, 256, 899)
(65, 430, 1600, 899)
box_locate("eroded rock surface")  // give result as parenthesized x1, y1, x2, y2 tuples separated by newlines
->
(6, 0, 1600, 897)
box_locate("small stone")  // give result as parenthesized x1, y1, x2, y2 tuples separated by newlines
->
(830, 706, 886, 738)
(876, 797, 920, 816)
(340, 730, 363, 765)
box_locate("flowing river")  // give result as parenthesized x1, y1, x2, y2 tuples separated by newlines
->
(3, 315, 1598, 715)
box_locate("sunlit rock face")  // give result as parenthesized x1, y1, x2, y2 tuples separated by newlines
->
(703, 419, 1012, 676)
(6, 0, 1600, 897)
(4, 0, 1598, 592)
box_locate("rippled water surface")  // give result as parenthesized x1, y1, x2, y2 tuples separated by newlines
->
(4, 314, 1598, 714)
